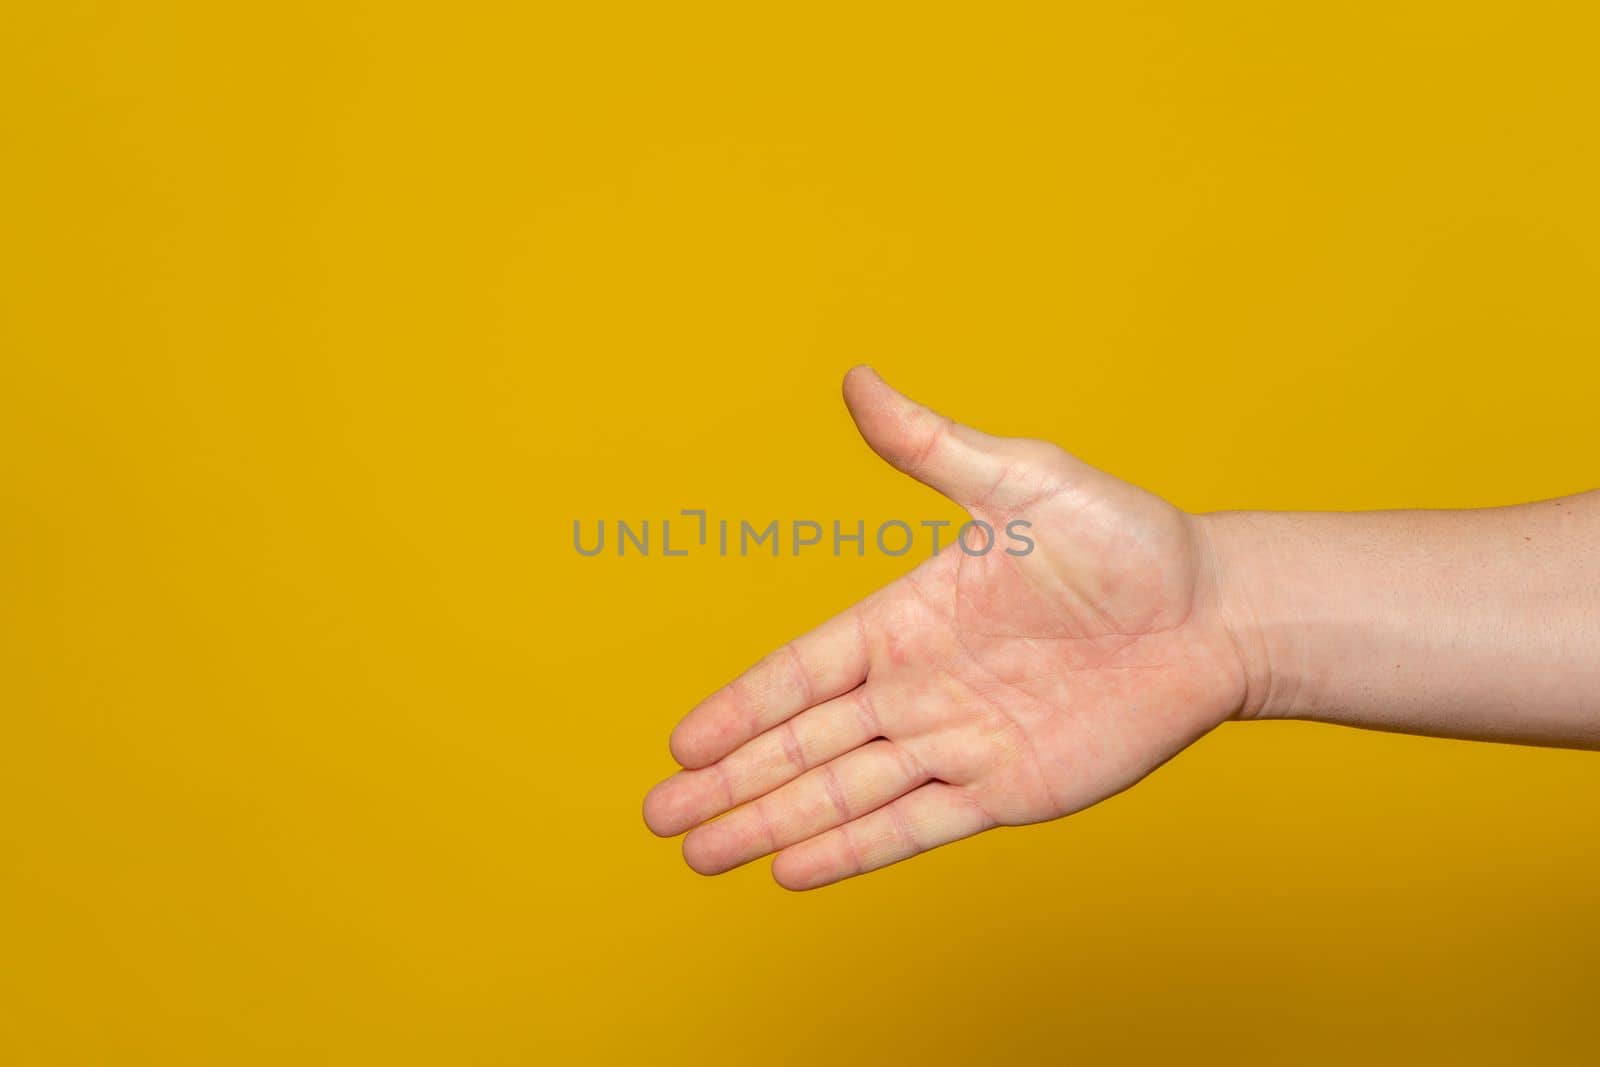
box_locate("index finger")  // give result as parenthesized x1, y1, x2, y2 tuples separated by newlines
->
(668, 602, 872, 769)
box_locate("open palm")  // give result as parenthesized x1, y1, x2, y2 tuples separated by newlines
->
(644, 367, 1249, 889)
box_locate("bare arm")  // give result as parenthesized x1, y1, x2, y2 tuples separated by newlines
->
(645, 369, 1599, 889)
(1205, 494, 1600, 748)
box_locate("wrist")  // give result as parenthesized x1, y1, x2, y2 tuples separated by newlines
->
(1194, 509, 1305, 722)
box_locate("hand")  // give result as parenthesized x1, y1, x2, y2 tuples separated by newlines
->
(644, 367, 1249, 889)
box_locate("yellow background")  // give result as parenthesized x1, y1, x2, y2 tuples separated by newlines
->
(3, 2, 1597, 1063)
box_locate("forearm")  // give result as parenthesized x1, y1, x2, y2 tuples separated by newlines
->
(1202, 492, 1600, 748)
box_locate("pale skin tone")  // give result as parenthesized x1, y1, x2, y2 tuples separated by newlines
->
(643, 367, 1600, 890)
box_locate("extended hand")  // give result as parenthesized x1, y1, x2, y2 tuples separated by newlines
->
(644, 367, 1249, 889)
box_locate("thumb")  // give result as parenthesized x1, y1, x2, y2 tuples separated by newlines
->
(842, 365, 1016, 509)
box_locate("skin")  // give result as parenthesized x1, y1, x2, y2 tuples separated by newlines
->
(642, 367, 1600, 890)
